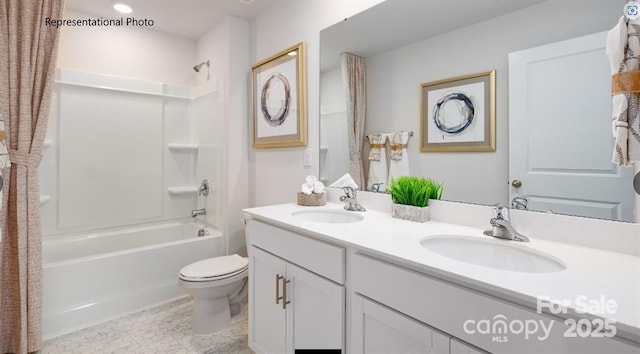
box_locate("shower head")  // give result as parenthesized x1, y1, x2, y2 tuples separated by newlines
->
(193, 60, 210, 72)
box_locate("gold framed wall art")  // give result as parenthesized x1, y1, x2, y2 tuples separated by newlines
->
(420, 70, 496, 152)
(252, 42, 307, 148)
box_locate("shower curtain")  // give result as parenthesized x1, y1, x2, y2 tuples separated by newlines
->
(341, 53, 366, 189)
(0, 1, 63, 352)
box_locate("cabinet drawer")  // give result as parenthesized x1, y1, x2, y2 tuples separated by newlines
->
(352, 253, 639, 354)
(247, 220, 345, 284)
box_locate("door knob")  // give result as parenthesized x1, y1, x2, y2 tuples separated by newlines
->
(511, 180, 522, 188)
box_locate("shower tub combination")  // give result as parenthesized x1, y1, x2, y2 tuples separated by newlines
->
(42, 221, 223, 340)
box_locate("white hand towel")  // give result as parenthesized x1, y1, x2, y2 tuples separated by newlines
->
(388, 131, 411, 184)
(313, 181, 325, 194)
(306, 175, 318, 185)
(301, 183, 314, 195)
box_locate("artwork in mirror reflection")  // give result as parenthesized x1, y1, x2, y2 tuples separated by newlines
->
(421, 71, 495, 152)
(319, 0, 637, 222)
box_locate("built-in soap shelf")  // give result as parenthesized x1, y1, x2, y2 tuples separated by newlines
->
(167, 143, 198, 152)
(167, 186, 198, 195)
(40, 195, 51, 205)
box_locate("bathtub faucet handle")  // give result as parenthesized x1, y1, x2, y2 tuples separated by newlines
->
(191, 208, 206, 217)
(199, 180, 210, 197)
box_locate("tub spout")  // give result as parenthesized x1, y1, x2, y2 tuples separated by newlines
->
(191, 208, 206, 217)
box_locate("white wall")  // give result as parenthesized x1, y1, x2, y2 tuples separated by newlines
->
(250, 0, 385, 207)
(197, 17, 251, 255)
(363, 0, 620, 205)
(319, 66, 348, 185)
(57, 9, 196, 86)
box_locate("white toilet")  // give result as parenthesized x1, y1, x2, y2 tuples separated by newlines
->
(178, 254, 249, 334)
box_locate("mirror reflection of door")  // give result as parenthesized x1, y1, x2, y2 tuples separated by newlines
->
(509, 32, 634, 222)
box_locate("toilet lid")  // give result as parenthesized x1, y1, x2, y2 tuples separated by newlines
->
(179, 254, 248, 281)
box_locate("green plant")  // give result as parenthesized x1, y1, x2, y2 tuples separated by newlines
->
(388, 176, 443, 207)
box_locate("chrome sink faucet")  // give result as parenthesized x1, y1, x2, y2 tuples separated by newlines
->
(339, 187, 366, 212)
(483, 204, 529, 242)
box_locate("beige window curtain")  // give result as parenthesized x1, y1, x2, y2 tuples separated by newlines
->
(341, 52, 366, 189)
(0, 0, 64, 353)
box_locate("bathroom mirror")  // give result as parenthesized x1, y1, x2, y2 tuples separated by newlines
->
(319, 0, 637, 222)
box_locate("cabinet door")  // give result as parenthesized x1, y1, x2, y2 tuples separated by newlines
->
(351, 295, 450, 354)
(248, 246, 287, 354)
(286, 262, 344, 353)
(450, 338, 487, 354)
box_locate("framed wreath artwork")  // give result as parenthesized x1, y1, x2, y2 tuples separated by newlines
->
(420, 70, 495, 152)
(252, 42, 307, 148)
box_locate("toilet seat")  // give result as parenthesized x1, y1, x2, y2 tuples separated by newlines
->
(179, 254, 248, 282)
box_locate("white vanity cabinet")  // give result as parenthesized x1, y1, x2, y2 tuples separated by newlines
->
(246, 219, 345, 354)
(351, 294, 472, 354)
(351, 253, 639, 354)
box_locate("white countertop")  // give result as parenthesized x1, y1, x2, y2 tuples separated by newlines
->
(243, 202, 640, 344)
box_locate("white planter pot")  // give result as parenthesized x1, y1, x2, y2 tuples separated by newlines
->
(391, 203, 430, 223)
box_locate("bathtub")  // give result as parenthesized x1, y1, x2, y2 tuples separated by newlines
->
(42, 221, 224, 340)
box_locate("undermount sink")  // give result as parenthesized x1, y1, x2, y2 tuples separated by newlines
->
(291, 209, 364, 223)
(420, 235, 566, 273)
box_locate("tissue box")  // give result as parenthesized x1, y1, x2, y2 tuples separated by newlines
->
(297, 192, 327, 206)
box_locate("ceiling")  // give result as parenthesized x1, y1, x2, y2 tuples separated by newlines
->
(320, 0, 549, 70)
(64, 0, 282, 39)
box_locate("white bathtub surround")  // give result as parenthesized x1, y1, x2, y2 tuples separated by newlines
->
(243, 201, 640, 348)
(367, 133, 389, 191)
(42, 68, 221, 235)
(42, 298, 250, 353)
(42, 221, 224, 340)
(388, 131, 411, 183)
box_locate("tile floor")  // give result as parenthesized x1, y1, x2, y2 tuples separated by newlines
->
(42, 298, 251, 354)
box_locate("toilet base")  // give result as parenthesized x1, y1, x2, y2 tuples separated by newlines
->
(192, 296, 231, 335)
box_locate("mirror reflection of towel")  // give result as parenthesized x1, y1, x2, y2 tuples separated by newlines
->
(367, 133, 385, 161)
(608, 16, 640, 165)
(388, 131, 411, 184)
(389, 131, 406, 160)
(367, 133, 388, 191)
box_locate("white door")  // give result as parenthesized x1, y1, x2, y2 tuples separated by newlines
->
(286, 263, 344, 353)
(248, 246, 287, 354)
(509, 31, 634, 222)
(350, 295, 450, 354)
